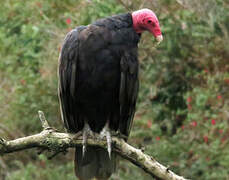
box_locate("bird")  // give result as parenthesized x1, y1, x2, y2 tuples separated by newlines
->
(58, 8, 162, 180)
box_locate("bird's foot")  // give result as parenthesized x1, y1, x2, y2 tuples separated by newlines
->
(100, 123, 112, 159)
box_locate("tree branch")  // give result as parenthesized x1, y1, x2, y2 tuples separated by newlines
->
(0, 111, 188, 180)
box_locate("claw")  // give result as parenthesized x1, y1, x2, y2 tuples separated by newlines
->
(82, 123, 91, 158)
(100, 122, 112, 159)
(82, 131, 87, 158)
(106, 130, 112, 159)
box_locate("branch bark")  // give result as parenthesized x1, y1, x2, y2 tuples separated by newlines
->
(0, 111, 188, 180)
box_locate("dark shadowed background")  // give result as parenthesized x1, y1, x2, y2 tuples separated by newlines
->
(0, 0, 229, 179)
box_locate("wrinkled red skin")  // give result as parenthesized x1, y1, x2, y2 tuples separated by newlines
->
(132, 9, 162, 38)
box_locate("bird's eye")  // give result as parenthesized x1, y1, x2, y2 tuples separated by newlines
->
(147, 20, 152, 24)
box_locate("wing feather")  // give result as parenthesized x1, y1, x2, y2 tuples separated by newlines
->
(58, 27, 85, 132)
(119, 51, 139, 137)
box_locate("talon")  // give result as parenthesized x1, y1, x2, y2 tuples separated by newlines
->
(82, 129, 87, 157)
(100, 122, 112, 159)
(106, 130, 112, 159)
(82, 122, 92, 158)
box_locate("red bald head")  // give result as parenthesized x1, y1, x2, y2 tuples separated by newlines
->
(132, 9, 163, 43)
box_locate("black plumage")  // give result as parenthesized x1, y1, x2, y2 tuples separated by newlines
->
(58, 13, 141, 180)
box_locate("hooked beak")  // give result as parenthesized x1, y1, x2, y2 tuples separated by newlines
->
(156, 35, 163, 44)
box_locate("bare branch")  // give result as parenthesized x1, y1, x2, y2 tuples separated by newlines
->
(0, 112, 188, 180)
(38, 110, 50, 130)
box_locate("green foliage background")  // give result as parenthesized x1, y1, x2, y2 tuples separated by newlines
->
(0, 0, 229, 179)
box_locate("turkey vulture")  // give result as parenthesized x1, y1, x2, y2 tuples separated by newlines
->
(58, 8, 162, 180)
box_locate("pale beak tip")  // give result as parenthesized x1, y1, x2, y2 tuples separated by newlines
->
(156, 35, 163, 44)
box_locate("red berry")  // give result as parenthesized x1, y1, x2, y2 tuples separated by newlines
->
(217, 95, 222, 100)
(187, 97, 192, 103)
(211, 119, 216, 125)
(66, 18, 71, 25)
(191, 121, 197, 127)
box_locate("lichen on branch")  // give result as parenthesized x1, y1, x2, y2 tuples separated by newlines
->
(0, 111, 188, 180)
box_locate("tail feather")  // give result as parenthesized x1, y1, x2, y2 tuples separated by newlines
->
(75, 146, 116, 180)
